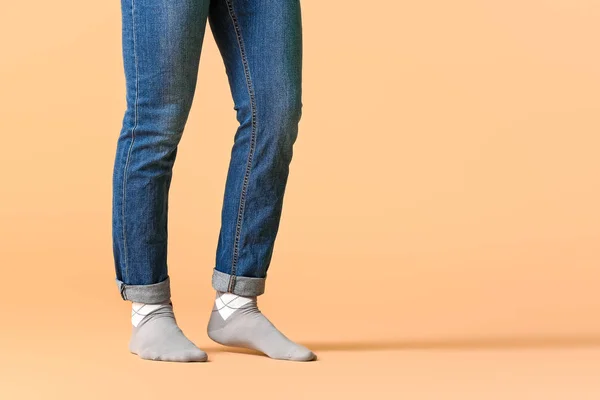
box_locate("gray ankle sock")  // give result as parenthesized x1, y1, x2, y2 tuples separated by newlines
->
(129, 303, 208, 362)
(207, 291, 317, 361)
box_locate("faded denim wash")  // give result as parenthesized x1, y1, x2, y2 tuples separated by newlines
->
(112, 0, 303, 303)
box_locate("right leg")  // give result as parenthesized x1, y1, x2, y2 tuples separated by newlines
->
(112, 0, 210, 361)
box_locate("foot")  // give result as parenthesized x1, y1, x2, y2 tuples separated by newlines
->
(207, 291, 317, 361)
(129, 302, 208, 362)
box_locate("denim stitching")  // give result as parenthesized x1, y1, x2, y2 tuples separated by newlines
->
(120, 282, 128, 300)
(223, 0, 258, 293)
(121, 0, 140, 282)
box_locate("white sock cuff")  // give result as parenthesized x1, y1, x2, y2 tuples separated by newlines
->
(215, 291, 253, 320)
(131, 302, 170, 327)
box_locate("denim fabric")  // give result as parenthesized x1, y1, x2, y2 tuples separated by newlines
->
(112, 0, 303, 303)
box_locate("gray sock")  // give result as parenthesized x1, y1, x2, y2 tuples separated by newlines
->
(207, 291, 317, 361)
(129, 303, 208, 362)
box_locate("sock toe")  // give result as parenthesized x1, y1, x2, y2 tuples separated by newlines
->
(163, 348, 208, 362)
(287, 346, 317, 361)
(184, 348, 208, 362)
(139, 348, 207, 362)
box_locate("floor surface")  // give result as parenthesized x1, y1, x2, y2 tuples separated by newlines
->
(3, 307, 600, 400)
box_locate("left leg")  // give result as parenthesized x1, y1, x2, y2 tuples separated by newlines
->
(209, 0, 303, 295)
(206, 0, 315, 361)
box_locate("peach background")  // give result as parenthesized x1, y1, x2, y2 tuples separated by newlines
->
(1, 0, 599, 398)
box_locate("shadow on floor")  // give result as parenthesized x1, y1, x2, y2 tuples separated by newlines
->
(302, 335, 600, 352)
(203, 335, 600, 354)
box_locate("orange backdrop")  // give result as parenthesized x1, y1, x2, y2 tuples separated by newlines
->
(1, 1, 599, 398)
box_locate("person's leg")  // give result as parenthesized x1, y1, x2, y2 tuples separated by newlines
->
(112, 0, 211, 362)
(206, 0, 315, 361)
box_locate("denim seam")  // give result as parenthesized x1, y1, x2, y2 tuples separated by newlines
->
(121, 0, 140, 283)
(224, 0, 258, 293)
(120, 281, 128, 300)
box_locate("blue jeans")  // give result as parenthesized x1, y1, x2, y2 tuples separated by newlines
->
(112, 0, 303, 303)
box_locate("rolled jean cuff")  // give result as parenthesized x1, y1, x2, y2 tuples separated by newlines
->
(115, 276, 171, 304)
(211, 269, 266, 297)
